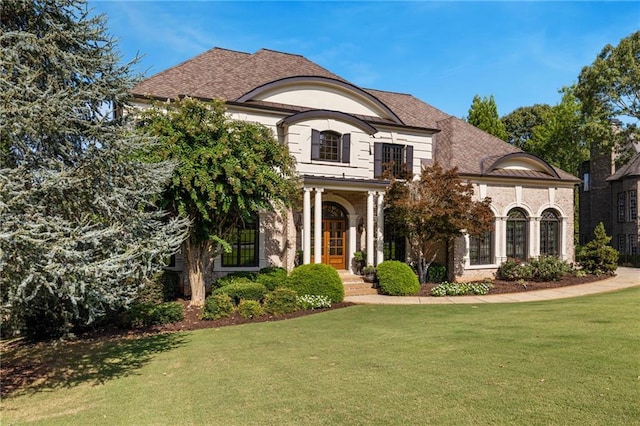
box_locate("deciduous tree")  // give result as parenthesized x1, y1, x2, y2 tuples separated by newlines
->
(384, 164, 493, 283)
(502, 104, 552, 150)
(0, 0, 188, 339)
(466, 94, 508, 141)
(138, 98, 299, 306)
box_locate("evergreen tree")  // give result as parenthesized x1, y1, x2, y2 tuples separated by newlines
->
(0, 0, 188, 339)
(466, 94, 508, 141)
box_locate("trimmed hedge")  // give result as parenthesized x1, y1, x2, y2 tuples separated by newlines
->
(256, 266, 288, 291)
(129, 302, 184, 327)
(213, 272, 258, 290)
(201, 294, 234, 320)
(377, 260, 420, 296)
(286, 264, 344, 303)
(264, 287, 299, 315)
(212, 281, 268, 304)
(237, 299, 264, 319)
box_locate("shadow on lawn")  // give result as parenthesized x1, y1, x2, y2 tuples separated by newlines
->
(1, 332, 187, 397)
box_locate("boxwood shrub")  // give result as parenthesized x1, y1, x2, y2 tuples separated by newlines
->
(286, 264, 344, 303)
(212, 281, 268, 304)
(264, 287, 299, 315)
(256, 266, 288, 291)
(377, 260, 420, 296)
(212, 272, 258, 290)
(129, 301, 184, 327)
(201, 294, 234, 320)
(237, 299, 264, 319)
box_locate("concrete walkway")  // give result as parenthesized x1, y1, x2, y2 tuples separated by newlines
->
(344, 267, 640, 305)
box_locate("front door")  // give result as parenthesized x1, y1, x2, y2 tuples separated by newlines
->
(324, 219, 346, 269)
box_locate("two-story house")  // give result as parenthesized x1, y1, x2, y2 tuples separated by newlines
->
(130, 47, 579, 282)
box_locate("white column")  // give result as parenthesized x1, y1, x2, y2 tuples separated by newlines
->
(376, 192, 384, 265)
(348, 214, 358, 274)
(559, 217, 567, 260)
(314, 188, 323, 264)
(463, 233, 471, 268)
(303, 188, 311, 264)
(497, 217, 507, 263)
(366, 191, 375, 266)
(530, 217, 538, 259)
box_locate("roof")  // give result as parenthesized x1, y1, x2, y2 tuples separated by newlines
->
(607, 152, 640, 181)
(131, 47, 579, 183)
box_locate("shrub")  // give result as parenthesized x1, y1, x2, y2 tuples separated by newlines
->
(495, 259, 532, 281)
(431, 281, 492, 297)
(212, 281, 268, 304)
(377, 260, 420, 296)
(264, 288, 299, 315)
(256, 267, 288, 291)
(129, 302, 184, 327)
(212, 272, 257, 290)
(201, 294, 234, 320)
(137, 270, 180, 303)
(297, 294, 332, 309)
(237, 299, 264, 319)
(426, 263, 447, 283)
(527, 256, 572, 281)
(286, 264, 344, 303)
(577, 223, 619, 275)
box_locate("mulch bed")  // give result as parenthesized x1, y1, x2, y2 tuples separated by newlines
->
(0, 273, 611, 398)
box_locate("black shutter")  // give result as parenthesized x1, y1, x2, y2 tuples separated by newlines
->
(374, 142, 383, 178)
(341, 133, 351, 163)
(405, 145, 413, 175)
(311, 129, 320, 160)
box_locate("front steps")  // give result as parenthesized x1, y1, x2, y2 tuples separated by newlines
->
(338, 270, 378, 296)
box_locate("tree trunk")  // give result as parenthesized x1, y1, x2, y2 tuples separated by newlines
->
(184, 241, 207, 307)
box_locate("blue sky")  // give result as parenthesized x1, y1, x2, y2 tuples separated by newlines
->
(90, 1, 639, 119)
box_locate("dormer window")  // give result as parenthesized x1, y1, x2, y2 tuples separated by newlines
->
(312, 129, 351, 163)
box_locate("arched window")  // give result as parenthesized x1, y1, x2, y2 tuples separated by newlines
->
(311, 130, 351, 163)
(506, 208, 528, 260)
(540, 209, 559, 257)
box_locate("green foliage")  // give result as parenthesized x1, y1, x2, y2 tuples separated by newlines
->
(466, 94, 508, 141)
(577, 223, 619, 275)
(0, 0, 188, 339)
(136, 271, 181, 304)
(256, 267, 288, 291)
(201, 294, 235, 320)
(213, 272, 258, 290)
(297, 294, 332, 310)
(263, 288, 299, 315)
(138, 97, 300, 304)
(237, 300, 264, 319)
(426, 263, 447, 283)
(377, 261, 420, 296)
(527, 257, 572, 281)
(431, 281, 492, 297)
(128, 302, 184, 327)
(496, 259, 532, 281)
(286, 264, 344, 303)
(384, 163, 493, 283)
(212, 281, 268, 304)
(502, 104, 553, 149)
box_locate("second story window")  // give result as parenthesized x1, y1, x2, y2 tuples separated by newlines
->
(618, 192, 626, 222)
(629, 190, 637, 221)
(374, 142, 414, 178)
(311, 129, 350, 163)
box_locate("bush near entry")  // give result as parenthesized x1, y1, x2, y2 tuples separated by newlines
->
(377, 260, 420, 296)
(286, 264, 345, 303)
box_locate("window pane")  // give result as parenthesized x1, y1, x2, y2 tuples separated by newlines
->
(540, 210, 559, 256)
(618, 192, 626, 222)
(470, 231, 492, 265)
(319, 132, 340, 161)
(222, 218, 258, 267)
(506, 209, 527, 260)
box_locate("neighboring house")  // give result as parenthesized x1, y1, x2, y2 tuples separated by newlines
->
(580, 139, 640, 259)
(130, 47, 579, 282)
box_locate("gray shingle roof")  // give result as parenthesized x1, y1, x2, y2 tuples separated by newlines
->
(131, 47, 578, 183)
(607, 152, 640, 181)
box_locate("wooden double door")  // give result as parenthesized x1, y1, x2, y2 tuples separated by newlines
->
(311, 203, 347, 270)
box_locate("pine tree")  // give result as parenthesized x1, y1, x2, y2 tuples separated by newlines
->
(0, 0, 188, 338)
(467, 94, 508, 141)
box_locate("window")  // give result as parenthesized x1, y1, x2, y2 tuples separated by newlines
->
(618, 192, 626, 222)
(374, 142, 414, 178)
(629, 235, 638, 255)
(629, 190, 637, 221)
(222, 217, 259, 267)
(506, 209, 528, 260)
(583, 172, 590, 191)
(383, 213, 406, 261)
(469, 230, 493, 265)
(540, 209, 559, 257)
(311, 130, 350, 163)
(617, 234, 626, 254)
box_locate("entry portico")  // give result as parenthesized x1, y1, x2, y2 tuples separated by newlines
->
(301, 177, 387, 273)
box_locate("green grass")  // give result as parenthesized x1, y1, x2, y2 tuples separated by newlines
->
(3, 288, 640, 425)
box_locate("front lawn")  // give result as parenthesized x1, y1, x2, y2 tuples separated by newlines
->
(3, 287, 639, 425)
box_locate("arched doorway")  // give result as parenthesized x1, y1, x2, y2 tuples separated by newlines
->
(311, 202, 348, 269)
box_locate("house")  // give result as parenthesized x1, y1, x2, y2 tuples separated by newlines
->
(130, 47, 580, 282)
(579, 137, 639, 262)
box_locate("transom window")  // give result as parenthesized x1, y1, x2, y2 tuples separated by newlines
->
(506, 208, 528, 260)
(540, 209, 559, 257)
(222, 217, 259, 267)
(470, 230, 493, 265)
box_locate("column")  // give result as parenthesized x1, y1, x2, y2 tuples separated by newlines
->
(497, 217, 507, 263)
(314, 188, 323, 264)
(463, 233, 471, 268)
(559, 217, 567, 260)
(366, 191, 375, 266)
(530, 217, 539, 259)
(348, 214, 358, 274)
(303, 188, 311, 264)
(376, 192, 384, 265)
